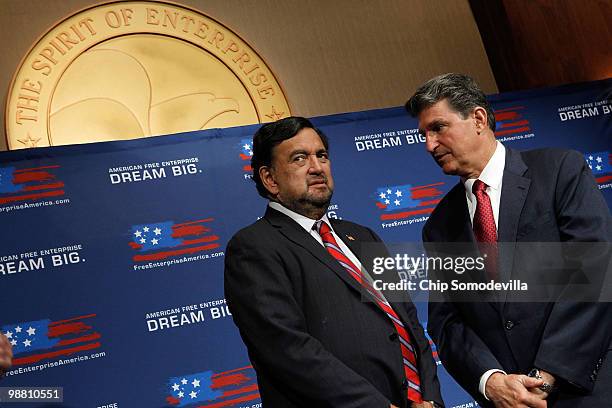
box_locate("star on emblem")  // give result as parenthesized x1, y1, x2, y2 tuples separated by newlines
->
(26, 327, 36, 336)
(379, 192, 386, 199)
(17, 132, 42, 148)
(140, 238, 146, 244)
(265, 106, 285, 121)
(394, 199, 401, 206)
(192, 378, 200, 387)
(153, 227, 162, 235)
(143, 226, 150, 233)
(14, 326, 22, 333)
(4, 331, 12, 339)
(190, 390, 198, 398)
(597, 156, 603, 163)
(10, 339, 17, 346)
(181, 378, 188, 385)
(23, 339, 32, 347)
(178, 391, 184, 398)
(134, 230, 142, 237)
(172, 383, 180, 392)
(385, 199, 390, 205)
(386, 189, 392, 195)
(395, 190, 402, 197)
(151, 238, 159, 245)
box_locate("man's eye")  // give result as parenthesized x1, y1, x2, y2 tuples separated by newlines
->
(317, 152, 329, 161)
(293, 155, 307, 162)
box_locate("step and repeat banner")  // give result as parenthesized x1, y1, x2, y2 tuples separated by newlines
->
(1, 78, 611, 407)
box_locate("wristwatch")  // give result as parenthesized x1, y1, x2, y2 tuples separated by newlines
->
(527, 368, 555, 393)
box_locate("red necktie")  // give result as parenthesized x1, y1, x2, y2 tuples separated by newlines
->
(316, 221, 423, 403)
(472, 180, 498, 280)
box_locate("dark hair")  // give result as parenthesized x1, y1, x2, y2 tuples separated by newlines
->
(251, 116, 329, 198)
(405, 73, 496, 131)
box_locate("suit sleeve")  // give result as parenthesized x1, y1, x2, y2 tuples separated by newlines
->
(423, 228, 503, 400)
(365, 227, 444, 406)
(224, 230, 391, 408)
(533, 150, 612, 392)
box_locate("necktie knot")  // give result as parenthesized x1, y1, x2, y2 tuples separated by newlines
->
(316, 220, 332, 237)
(472, 179, 487, 194)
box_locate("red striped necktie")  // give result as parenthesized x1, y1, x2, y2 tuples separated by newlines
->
(315, 220, 423, 403)
(472, 179, 498, 281)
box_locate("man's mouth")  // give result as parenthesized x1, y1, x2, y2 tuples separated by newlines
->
(434, 152, 449, 162)
(308, 178, 327, 186)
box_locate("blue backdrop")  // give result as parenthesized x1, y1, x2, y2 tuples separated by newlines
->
(1, 78, 611, 408)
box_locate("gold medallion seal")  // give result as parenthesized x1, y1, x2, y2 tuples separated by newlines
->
(5, 1, 290, 149)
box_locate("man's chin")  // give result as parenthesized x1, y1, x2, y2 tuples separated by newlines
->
(305, 190, 333, 208)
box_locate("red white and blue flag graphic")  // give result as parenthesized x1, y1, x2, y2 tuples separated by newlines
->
(128, 218, 220, 262)
(0, 165, 64, 205)
(494, 106, 531, 137)
(585, 151, 612, 184)
(375, 183, 445, 220)
(2, 314, 101, 366)
(166, 365, 260, 407)
(239, 139, 253, 172)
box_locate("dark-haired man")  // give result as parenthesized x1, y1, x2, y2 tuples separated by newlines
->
(224, 117, 443, 408)
(406, 73, 612, 407)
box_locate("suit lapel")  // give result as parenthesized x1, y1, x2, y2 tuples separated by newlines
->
(264, 207, 369, 299)
(498, 148, 530, 302)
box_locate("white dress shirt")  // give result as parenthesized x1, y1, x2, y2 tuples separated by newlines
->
(268, 201, 365, 275)
(464, 141, 505, 229)
(462, 141, 508, 399)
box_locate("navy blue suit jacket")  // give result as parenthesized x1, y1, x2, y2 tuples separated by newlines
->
(424, 147, 612, 407)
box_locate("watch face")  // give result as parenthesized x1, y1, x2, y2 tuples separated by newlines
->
(528, 368, 540, 378)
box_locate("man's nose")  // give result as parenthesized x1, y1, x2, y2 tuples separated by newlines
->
(308, 155, 324, 172)
(424, 132, 438, 153)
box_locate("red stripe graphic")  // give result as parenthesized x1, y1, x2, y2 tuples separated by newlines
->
(500, 120, 529, 128)
(495, 127, 530, 136)
(22, 182, 65, 192)
(197, 392, 261, 408)
(131, 219, 220, 261)
(14, 165, 60, 173)
(1, 165, 65, 205)
(12, 314, 101, 366)
(13, 342, 101, 365)
(133, 243, 220, 261)
(0, 189, 64, 204)
(381, 207, 434, 220)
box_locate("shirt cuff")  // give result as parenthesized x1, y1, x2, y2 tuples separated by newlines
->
(479, 369, 507, 400)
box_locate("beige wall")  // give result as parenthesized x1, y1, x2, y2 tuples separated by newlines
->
(0, 0, 497, 151)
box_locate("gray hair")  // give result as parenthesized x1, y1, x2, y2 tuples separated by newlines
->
(405, 73, 496, 131)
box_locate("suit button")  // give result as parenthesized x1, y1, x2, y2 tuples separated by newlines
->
(504, 320, 515, 330)
(389, 332, 398, 341)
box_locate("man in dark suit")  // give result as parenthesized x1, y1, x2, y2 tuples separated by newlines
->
(224, 116, 443, 408)
(406, 73, 612, 408)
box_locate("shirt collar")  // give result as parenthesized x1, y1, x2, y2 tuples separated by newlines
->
(464, 141, 505, 200)
(268, 201, 331, 233)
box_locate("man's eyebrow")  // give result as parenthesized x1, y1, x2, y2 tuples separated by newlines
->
(288, 149, 308, 157)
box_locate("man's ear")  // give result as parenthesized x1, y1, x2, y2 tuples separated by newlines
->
(473, 106, 488, 132)
(259, 166, 279, 196)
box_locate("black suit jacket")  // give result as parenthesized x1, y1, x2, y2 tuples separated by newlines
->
(225, 206, 442, 407)
(424, 147, 612, 407)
